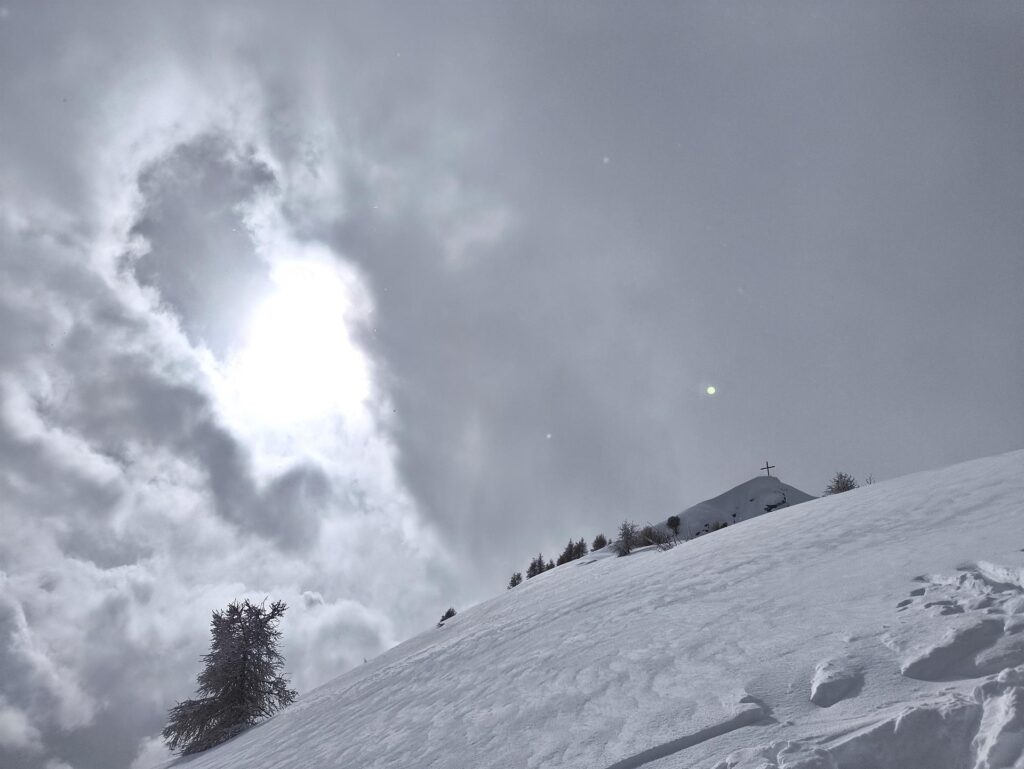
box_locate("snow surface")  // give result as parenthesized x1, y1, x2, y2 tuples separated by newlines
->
(162, 450, 1024, 769)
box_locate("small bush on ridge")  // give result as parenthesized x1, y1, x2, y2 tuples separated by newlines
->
(614, 520, 639, 556)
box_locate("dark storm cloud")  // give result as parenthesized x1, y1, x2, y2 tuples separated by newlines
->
(2, 2, 1023, 768)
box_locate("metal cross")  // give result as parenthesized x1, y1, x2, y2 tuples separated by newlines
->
(762, 461, 775, 477)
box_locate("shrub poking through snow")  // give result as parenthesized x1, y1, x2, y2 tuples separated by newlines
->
(162, 599, 297, 755)
(592, 533, 608, 550)
(437, 607, 457, 627)
(639, 524, 673, 549)
(695, 521, 728, 537)
(507, 572, 523, 589)
(824, 471, 858, 495)
(614, 521, 640, 556)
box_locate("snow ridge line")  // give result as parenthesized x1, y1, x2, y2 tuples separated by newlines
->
(602, 702, 766, 769)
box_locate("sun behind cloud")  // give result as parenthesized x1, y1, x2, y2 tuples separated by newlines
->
(221, 256, 372, 428)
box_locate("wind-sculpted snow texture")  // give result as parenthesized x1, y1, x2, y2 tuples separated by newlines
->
(164, 450, 1024, 769)
(809, 660, 864, 708)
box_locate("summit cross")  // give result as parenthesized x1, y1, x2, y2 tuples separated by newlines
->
(762, 461, 775, 477)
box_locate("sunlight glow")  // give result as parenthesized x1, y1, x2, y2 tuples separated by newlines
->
(224, 258, 372, 427)
(706, 385, 717, 395)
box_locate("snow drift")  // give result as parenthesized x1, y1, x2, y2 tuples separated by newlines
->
(162, 449, 1024, 769)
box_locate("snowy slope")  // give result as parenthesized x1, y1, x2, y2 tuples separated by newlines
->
(674, 475, 815, 538)
(164, 450, 1024, 769)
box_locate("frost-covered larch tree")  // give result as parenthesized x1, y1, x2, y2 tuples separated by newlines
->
(162, 599, 298, 755)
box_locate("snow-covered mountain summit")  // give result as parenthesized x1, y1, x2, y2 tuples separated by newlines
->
(674, 475, 815, 538)
(166, 449, 1024, 769)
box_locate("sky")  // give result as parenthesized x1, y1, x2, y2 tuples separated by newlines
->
(1, 2, 1022, 768)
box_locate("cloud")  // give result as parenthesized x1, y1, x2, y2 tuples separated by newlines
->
(0, 581, 94, 740)
(128, 737, 168, 769)
(128, 135, 277, 357)
(0, 699, 42, 753)
(0, 9, 458, 769)
(4, 4, 1024, 769)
